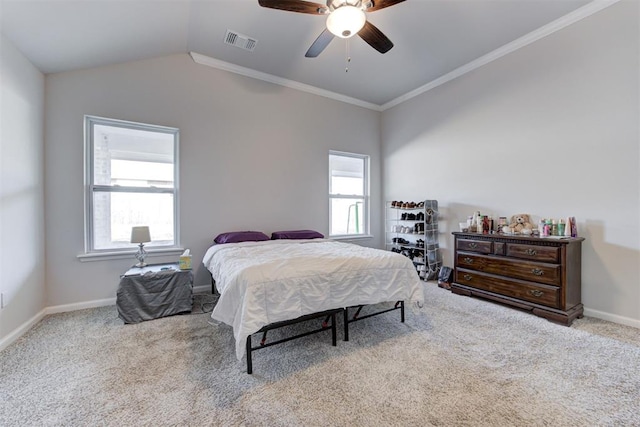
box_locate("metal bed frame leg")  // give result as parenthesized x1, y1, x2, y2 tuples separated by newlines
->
(246, 336, 253, 374)
(331, 312, 337, 345)
(343, 308, 349, 342)
(396, 300, 405, 323)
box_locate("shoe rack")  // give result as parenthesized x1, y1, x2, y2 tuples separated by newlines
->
(386, 200, 441, 281)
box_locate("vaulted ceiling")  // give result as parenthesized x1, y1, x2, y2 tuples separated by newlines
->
(2, 0, 595, 107)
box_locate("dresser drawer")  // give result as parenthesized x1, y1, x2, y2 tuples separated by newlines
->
(457, 238, 492, 254)
(456, 253, 561, 286)
(506, 243, 560, 263)
(456, 268, 561, 308)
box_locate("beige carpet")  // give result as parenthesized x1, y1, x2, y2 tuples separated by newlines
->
(1, 284, 639, 426)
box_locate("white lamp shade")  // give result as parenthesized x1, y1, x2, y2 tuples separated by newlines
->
(326, 6, 366, 39)
(131, 226, 151, 244)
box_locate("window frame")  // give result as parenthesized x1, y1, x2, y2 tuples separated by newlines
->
(82, 115, 180, 256)
(328, 150, 370, 239)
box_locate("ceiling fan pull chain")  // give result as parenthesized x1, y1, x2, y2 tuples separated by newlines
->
(345, 38, 351, 73)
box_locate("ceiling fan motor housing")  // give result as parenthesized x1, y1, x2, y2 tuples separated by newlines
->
(326, 0, 363, 10)
(326, 0, 366, 38)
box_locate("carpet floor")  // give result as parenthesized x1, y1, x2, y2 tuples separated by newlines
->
(1, 284, 639, 426)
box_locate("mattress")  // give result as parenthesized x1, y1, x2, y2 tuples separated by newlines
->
(202, 239, 424, 359)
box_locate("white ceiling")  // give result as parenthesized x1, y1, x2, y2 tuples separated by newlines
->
(1, 0, 595, 107)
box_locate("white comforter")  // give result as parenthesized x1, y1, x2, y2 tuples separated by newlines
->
(202, 239, 424, 360)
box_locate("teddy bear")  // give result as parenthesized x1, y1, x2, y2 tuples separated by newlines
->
(503, 214, 534, 234)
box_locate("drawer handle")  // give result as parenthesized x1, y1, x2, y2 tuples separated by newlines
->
(531, 268, 544, 276)
(463, 274, 473, 281)
(463, 257, 474, 264)
(469, 243, 478, 249)
(526, 249, 537, 256)
(529, 290, 544, 297)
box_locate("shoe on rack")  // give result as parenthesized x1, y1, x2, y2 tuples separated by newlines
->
(425, 208, 435, 224)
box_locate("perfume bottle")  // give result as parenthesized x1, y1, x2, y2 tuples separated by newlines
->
(482, 216, 490, 234)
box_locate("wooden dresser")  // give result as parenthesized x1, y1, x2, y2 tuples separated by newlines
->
(451, 232, 584, 325)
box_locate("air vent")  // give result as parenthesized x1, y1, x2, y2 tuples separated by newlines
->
(224, 30, 258, 52)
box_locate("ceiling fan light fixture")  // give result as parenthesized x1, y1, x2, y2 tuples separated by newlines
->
(326, 5, 366, 38)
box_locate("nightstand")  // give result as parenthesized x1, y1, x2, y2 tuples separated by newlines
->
(116, 263, 193, 324)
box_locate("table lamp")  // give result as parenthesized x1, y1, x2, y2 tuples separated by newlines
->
(130, 226, 151, 267)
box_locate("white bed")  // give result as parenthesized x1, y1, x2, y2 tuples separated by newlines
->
(202, 238, 424, 360)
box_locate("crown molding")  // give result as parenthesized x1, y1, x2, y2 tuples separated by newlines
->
(191, 1, 619, 113)
(189, 52, 382, 112)
(380, 0, 621, 110)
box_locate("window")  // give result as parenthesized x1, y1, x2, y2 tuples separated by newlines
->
(84, 116, 179, 253)
(329, 151, 369, 237)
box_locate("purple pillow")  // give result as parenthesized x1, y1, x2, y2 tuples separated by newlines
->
(214, 231, 269, 244)
(271, 230, 325, 240)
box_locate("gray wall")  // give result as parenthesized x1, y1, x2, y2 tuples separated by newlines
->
(0, 34, 46, 344)
(382, 1, 640, 326)
(44, 54, 382, 306)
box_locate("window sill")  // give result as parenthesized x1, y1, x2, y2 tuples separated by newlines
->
(77, 247, 185, 262)
(330, 234, 374, 241)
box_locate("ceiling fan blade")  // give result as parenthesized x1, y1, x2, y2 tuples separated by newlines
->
(258, 0, 326, 15)
(305, 29, 335, 57)
(365, 0, 405, 12)
(358, 21, 393, 54)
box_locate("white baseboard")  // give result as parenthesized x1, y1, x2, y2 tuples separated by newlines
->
(1, 286, 214, 352)
(1, 298, 117, 352)
(0, 308, 47, 352)
(45, 297, 117, 315)
(583, 307, 640, 329)
(43, 285, 215, 314)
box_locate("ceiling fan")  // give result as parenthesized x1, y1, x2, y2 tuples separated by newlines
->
(258, 0, 405, 57)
